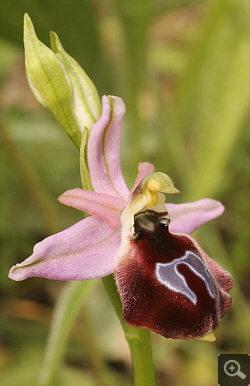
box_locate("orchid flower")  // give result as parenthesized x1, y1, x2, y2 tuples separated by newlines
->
(9, 95, 232, 341)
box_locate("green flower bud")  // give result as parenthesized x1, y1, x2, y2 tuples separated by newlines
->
(50, 32, 101, 134)
(24, 14, 101, 149)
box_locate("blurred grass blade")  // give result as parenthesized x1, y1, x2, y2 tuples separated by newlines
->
(109, 0, 154, 176)
(39, 280, 96, 386)
(171, 0, 250, 200)
(0, 123, 61, 235)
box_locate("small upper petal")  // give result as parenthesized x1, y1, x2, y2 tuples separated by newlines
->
(88, 95, 130, 200)
(130, 162, 155, 196)
(59, 189, 125, 228)
(166, 198, 225, 234)
(9, 216, 120, 281)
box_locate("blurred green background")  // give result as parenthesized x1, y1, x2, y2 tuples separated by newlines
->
(0, 0, 249, 385)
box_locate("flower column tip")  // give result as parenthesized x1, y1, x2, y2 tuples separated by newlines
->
(141, 172, 180, 209)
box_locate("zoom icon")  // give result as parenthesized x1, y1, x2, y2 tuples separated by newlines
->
(218, 354, 250, 386)
(224, 360, 246, 379)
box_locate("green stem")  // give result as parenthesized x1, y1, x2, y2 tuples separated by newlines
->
(102, 275, 156, 386)
(127, 329, 156, 386)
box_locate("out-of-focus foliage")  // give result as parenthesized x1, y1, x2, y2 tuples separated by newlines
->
(0, 0, 101, 79)
(1, 0, 249, 385)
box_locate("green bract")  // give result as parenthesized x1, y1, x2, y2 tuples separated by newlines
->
(50, 32, 101, 134)
(24, 14, 101, 148)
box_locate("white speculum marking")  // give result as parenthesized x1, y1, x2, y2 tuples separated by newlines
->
(155, 251, 215, 305)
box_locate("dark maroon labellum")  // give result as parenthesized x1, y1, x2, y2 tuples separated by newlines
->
(115, 210, 232, 340)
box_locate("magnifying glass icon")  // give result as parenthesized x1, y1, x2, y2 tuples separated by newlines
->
(224, 360, 246, 379)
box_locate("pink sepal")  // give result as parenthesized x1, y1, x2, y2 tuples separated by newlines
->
(88, 95, 130, 200)
(9, 216, 120, 281)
